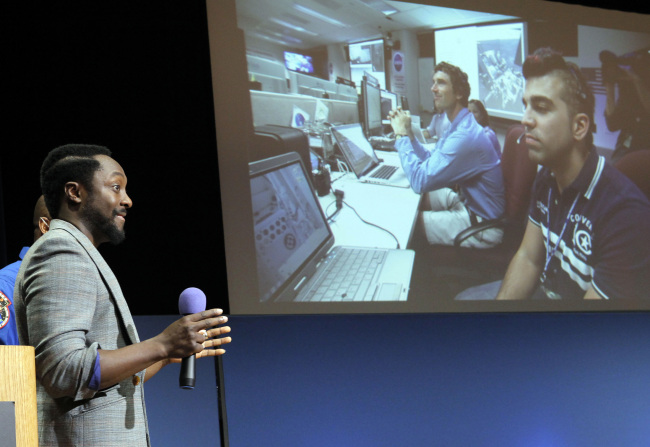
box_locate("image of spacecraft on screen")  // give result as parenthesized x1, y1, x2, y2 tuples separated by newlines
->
(478, 45, 525, 115)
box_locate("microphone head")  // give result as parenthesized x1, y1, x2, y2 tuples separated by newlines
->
(178, 287, 207, 315)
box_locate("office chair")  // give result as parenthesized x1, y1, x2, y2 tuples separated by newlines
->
(614, 150, 650, 200)
(426, 124, 539, 284)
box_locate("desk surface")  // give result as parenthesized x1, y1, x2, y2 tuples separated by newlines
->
(317, 153, 421, 250)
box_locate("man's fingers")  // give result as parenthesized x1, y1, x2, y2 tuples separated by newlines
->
(197, 348, 227, 358)
(207, 336, 232, 347)
(185, 308, 223, 322)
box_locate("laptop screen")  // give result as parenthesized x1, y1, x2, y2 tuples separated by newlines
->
(250, 155, 331, 302)
(331, 123, 379, 177)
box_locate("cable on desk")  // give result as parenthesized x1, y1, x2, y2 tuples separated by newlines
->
(329, 159, 351, 184)
(324, 189, 344, 223)
(325, 201, 340, 223)
(335, 157, 350, 174)
(341, 199, 401, 249)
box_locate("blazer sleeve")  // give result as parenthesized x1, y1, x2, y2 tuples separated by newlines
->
(21, 233, 102, 401)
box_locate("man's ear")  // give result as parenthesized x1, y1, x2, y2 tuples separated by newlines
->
(573, 112, 590, 142)
(64, 182, 83, 204)
(39, 217, 50, 234)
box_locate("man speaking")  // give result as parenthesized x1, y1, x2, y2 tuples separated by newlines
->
(14, 144, 232, 446)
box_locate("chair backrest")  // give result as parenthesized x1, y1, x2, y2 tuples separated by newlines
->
(614, 150, 650, 200)
(499, 124, 538, 229)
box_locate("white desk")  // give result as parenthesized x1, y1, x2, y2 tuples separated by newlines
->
(317, 153, 421, 249)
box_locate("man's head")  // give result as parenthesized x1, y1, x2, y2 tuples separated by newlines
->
(41, 144, 113, 219)
(40, 144, 132, 246)
(521, 48, 595, 167)
(431, 62, 471, 113)
(32, 195, 51, 242)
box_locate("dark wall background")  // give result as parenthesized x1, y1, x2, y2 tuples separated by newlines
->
(2, 2, 227, 315)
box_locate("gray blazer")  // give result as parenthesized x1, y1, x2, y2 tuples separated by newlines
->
(14, 219, 150, 446)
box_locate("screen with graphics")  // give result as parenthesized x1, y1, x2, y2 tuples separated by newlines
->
(284, 51, 314, 74)
(436, 22, 526, 120)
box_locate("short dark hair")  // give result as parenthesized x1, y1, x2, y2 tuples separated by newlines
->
(434, 62, 471, 107)
(40, 144, 112, 218)
(523, 47, 595, 147)
(469, 99, 490, 127)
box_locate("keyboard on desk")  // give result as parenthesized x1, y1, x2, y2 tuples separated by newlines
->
(298, 247, 388, 302)
(370, 164, 398, 180)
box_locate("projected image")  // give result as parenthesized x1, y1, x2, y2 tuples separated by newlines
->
(478, 45, 524, 114)
(221, 0, 650, 314)
(436, 22, 527, 120)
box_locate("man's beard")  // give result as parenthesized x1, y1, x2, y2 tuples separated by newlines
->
(81, 204, 126, 245)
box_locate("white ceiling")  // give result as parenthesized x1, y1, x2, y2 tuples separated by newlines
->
(235, 0, 516, 49)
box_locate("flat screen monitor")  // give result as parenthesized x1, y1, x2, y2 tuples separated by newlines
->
(380, 90, 398, 125)
(284, 51, 314, 74)
(349, 39, 386, 89)
(362, 79, 382, 136)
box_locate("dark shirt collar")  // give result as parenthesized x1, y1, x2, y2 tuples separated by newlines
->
(551, 148, 604, 201)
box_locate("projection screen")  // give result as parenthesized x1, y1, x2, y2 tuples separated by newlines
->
(207, 0, 650, 314)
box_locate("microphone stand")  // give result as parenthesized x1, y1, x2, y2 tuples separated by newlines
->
(215, 355, 229, 446)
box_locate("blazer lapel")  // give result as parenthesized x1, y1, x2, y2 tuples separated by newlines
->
(52, 220, 140, 344)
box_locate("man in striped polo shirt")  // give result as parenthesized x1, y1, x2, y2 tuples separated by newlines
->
(459, 48, 650, 300)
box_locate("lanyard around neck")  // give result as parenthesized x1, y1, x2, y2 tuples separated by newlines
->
(542, 188, 579, 283)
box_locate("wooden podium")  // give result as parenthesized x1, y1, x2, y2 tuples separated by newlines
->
(0, 346, 38, 447)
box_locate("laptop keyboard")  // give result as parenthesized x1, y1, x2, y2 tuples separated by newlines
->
(302, 248, 388, 302)
(369, 164, 397, 180)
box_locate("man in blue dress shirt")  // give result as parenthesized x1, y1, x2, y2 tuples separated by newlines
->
(388, 62, 505, 248)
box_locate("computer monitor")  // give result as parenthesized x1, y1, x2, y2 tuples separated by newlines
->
(361, 79, 382, 137)
(380, 89, 398, 125)
(284, 50, 314, 74)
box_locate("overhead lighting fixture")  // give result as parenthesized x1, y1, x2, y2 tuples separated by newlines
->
(269, 17, 319, 36)
(293, 4, 346, 27)
(359, 0, 398, 16)
(249, 31, 302, 47)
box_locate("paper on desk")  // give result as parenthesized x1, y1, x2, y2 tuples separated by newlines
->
(314, 99, 329, 123)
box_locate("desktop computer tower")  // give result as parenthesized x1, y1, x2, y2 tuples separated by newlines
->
(252, 125, 312, 175)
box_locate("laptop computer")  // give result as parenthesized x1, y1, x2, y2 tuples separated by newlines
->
(331, 123, 411, 188)
(249, 151, 415, 304)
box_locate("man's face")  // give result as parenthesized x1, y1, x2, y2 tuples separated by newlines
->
(431, 71, 458, 114)
(80, 155, 132, 245)
(521, 73, 576, 168)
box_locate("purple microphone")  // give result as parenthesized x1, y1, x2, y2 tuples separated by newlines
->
(178, 287, 206, 389)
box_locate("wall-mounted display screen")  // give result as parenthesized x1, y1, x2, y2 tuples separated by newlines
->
(284, 51, 314, 74)
(349, 39, 386, 90)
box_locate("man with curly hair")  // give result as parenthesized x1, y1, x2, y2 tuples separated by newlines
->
(389, 62, 505, 248)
